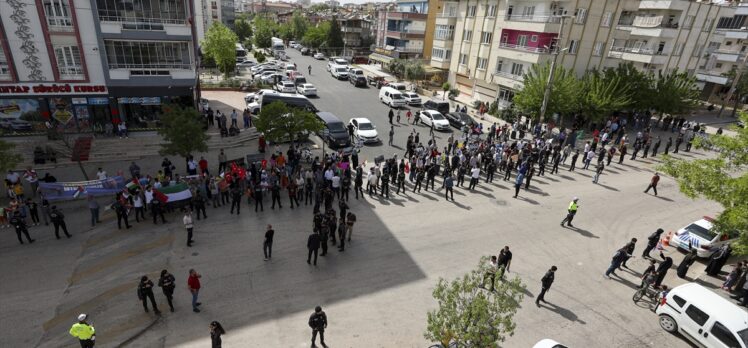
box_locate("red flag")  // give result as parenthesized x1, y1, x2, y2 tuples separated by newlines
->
(152, 189, 168, 203)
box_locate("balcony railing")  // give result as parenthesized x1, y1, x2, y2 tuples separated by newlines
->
(609, 46, 667, 56)
(437, 12, 457, 18)
(617, 17, 635, 26)
(393, 47, 422, 53)
(98, 16, 188, 25)
(498, 42, 550, 54)
(494, 70, 523, 81)
(505, 12, 562, 23)
(633, 15, 679, 29)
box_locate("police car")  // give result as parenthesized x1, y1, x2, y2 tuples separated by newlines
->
(669, 216, 734, 258)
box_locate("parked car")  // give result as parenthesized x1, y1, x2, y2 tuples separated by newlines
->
(379, 87, 406, 108)
(444, 112, 476, 129)
(423, 99, 452, 115)
(236, 60, 256, 69)
(313, 52, 325, 60)
(275, 81, 296, 93)
(532, 339, 568, 348)
(418, 110, 450, 131)
(348, 117, 379, 144)
(301, 47, 311, 55)
(388, 82, 407, 91)
(367, 75, 385, 88)
(245, 89, 277, 105)
(260, 72, 285, 84)
(402, 92, 421, 105)
(669, 216, 736, 258)
(316, 112, 351, 148)
(296, 83, 317, 97)
(331, 65, 349, 80)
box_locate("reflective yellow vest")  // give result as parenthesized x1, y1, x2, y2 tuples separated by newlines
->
(70, 323, 95, 340)
(568, 201, 578, 212)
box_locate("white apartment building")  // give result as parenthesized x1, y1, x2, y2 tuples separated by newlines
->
(432, 0, 738, 109)
(699, 3, 748, 100)
(195, 0, 236, 43)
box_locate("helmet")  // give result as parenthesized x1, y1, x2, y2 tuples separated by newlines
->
(78, 314, 87, 321)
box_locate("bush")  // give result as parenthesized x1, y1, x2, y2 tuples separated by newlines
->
(448, 88, 459, 99)
(488, 101, 498, 116)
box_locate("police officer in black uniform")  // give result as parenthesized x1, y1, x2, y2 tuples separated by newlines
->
(137, 275, 161, 315)
(158, 269, 176, 312)
(151, 199, 166, 224)
(49, 206, 71, 239)
(10, 211, 34, 244)
(536, 266, 557, 305)
(192, 192, 207, 220)
(113, 199, 131, 229)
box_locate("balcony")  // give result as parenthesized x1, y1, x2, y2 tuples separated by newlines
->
(609, 46, 668, 65)
(713, 49, 744, 63)
(496, 43, 551, 65)
(435, 15, 457, 26)
(386, 12, 428, 20)
(393, 47, 422, 53)
(638, 0, 690, 11)
(695, 71, 729, 85)
(737, 3, 748, 16)
(99, 17, 191, 36)
(59, 67, 85, 80)
(430, 59, 451, 70)
(386, 30, 425, 39)
(47, 16, 74, 32)
(630, 15, 679, 38)
(342, 27, 363, 33)
(716, 27, 748, 40)
(504, 12, 562, 33)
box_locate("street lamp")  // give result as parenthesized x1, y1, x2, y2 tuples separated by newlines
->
(538, 15, 570, 125)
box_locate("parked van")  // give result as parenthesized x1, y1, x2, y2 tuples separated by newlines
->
(315, 112, 351, 148)
(387, 82, 407, 92)
(379, 87, 406, 108)
(423, 99, 452, 115)
(656, 283, 748, 348)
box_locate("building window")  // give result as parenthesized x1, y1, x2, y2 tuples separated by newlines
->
(510, 62, 523, 76)
(693, 44, 703, 57)
(432, 48, 451, 60)
(104, 40, 191, 74)
(462, 30, 473, 42)
(568, 40, 578, 54)
(517, 35, 528, 47)
(485, 5, 497, 17)
(43, 0, 73, 29)
(54, 45, 84, 80)
(435, 25, 455, 40)
(498, 88, 514, 102)
(703, 18, 714, 32)
(467, 5, 477, 17)
(574, 8, 587, 24)
(593, 42, 604, 56)
(443, 4, 457, 17)
(459, 53, 468, 65)
(476, 57, 488, 70)
(480, 32, 493, 44)
(683, 15, 694, 29)
(0, 49, 10, 80)
(716, 63, 723, 68)
(445, 50, 452, 60)
(522, 6, 535, 18)
(96, 0, 189, 26)
(495, 60, 503, 73)
(530, 35, 538, 43)
(600, 12, 612, 27)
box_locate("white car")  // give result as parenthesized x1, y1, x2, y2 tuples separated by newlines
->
(669, 216, 735, 258)
(260, 72, 285, 84)
(245, 89, 277, 104)
(296, 83, 317, 96)
(348, 117, 379, 144)
(331, 65, 349, 80)
(418, 110, 450, 131)
(314, 52, 325, 60)
(532, 339, 568, 348)
(236, 60, 256, 69)
(275, 81, 296, 93)
(403, 92, 421, 105)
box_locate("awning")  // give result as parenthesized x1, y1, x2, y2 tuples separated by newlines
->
(368, 53, 394, 64)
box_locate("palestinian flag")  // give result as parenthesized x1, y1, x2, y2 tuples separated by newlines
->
(153, 183, 192, 203)
(125, 178, 140, 193)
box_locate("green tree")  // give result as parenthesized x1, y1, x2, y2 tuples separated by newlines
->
(0, 139, 22, 174)
(253, 16, 275, 49)
(404, 62, 426, 88)
(202, 22, 238, 78)
(651, 71, 699, 116)
(425, 258, 525, 347)
(441, 82, 451, 100)
(720, 68, 748, 117)
(514, 62, 581, 121)
(278, 23, 294, 43)
(602, 62, 655, 111)
(255, 101, 324, 144)
(291, 11, 309, 40)
(579, 70, 632, 122)
(157, 105, 209, 160)
(234, 18, 252, 41)
(659, 112, 748, 254)
(387, 59, 406, 79)
(301, 23, 329, 49)
(327, 17, 345, 54)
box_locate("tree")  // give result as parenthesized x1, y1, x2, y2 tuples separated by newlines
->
(425, 258, 525, 347)
(404, 62, 426, 89)
(513, 62, 581, 121)
(327, 17, 345, 55)
(157, 105, 209, 160)
(255, 101, 324, 144)
(301, 23, 329, 49)
(659, 111, 748, 254)
(234, 18, 252, 41)
(387, 59, 406, 79)
(0, 139, 22, 174)
(601, 62, 655, 112)
(278, 23, 294, 43)
(253, 16, 275, 49)
(290, 11, 310, 40)
(442, 82, 451, 100)
(721, 68, 748, 117)
(202, 22, 238, 78)
(650, 71, 699, 116)
(579, 70, 632, 122)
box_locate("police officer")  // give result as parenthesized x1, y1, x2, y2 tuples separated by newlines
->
(230, 184, 242, 214)
(560, 197, 579, 227)
(137, 275, 161, 314)
(112, 199, 131, 229)
(158, 269, 176, 312)
(69, 313, 95, 347)
(271, 182, 282, 209)
(444, 173, 454, 201)
(309, 306, 328, 347)
(192, 192, 207, 220)
(536, 266, 557, 306)
(307, 231, 321, 265)
(49, 205, 71, 239)
(380, 170, 390, 198)
(10, 211, 34, 244)
(354, 166, 364, 199)
(151, 199, 166, 224)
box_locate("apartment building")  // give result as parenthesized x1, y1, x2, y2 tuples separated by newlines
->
(338, 15, 373, 51)
(371, 0, 429, 64)
(699, 3, 748, 100)
(433, 0, 736, 109)
(0, 0, 198, 133)
(195, 0, 236, 43)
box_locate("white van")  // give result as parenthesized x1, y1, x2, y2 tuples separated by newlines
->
(379, 87, 406, 108)
(656, 283, 748, 348)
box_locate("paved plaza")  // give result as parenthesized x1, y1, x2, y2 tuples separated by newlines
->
(2, 49, 743, 348)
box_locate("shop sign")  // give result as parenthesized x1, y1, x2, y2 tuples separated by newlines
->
(0, 84, 107, 95)
(117, 97, 161, 105)
(71, 98, 88, 105)
(374, 47, 399, 58)
(88, 98, 109, 105)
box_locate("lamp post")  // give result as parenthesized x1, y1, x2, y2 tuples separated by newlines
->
(538, 15, 570, 124)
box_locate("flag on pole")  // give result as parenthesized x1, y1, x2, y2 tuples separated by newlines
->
(153, 183, 192, 203)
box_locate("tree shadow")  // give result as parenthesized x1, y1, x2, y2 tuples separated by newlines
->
(539, 302, 587, 324)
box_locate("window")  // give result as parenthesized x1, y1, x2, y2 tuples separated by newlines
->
(498, 88, 514, 102)
(459, 53, 468, 65)
(575, 8, 587, 24)
(683, 15, 694, 29)
(671, 295, 686, 307)
(435, 25, 455, 40)
(510, 62, 523, 76)
(431, 48, 451, 60)
(704, 18, 714, 32)
(96, 0, 189, 26)
(462, 30, 473, 42)
(530, 35, 538, 43)
(716, 63, 723, 68)
(485, 5, 497, 17)
(522, 6, 535, 18)
(495, 60, 503, 73)
(443, 4, 457, 17)
(44, 0, 72, 28)
(480, 32, 493, 44)
(685, 305, 709, 326)
(601, 12, 612, 27)
(517, 35, 528, 47)
(104, 40, 192, 75)
(0, 49, 10, 80)
(467, 5, 477, 17)
(476, 57, 488, 70)
(711, 322, 741, 348)
(54, 45, 83, 80)
(568, 40, 578, 54)
(593, 42, 605, 56)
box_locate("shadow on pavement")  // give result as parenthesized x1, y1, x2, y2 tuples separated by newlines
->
(540, 302, 587, 324)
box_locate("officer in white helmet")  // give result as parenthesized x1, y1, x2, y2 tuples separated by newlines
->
(69, 313, 95, 347)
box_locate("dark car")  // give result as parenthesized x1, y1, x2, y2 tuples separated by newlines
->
(301, 47, 311, 56)
(444, 112, 476, 129)
(316, 112, 352, 148)
(423, 99, 451, 115)
(349, 75, 366, 87)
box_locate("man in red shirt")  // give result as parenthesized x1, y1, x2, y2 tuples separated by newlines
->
(188, 269, 202, 313)
(198, 157, 209, 176)
(644, 172, 660, 196)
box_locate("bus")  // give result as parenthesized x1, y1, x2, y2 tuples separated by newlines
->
(236, 43, 247, 62)
(271, 37, 285, 52)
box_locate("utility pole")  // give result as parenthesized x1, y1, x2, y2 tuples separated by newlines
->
(539, 15, 568, 124)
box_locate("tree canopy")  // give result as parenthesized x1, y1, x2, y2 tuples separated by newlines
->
(0, 140, 22, 173)
(302, 22, 330, 49)
(234, 18, 252, 42)
(513, 62, 580, 121)
(157, 105, 209, 159)
(255, 101, 324, 144)
(721, 68, 748, 117)
(290, 11, 310, 40)
(659, 112, 748, 255)
(425, 257, 525, 347)
(650, 70, 699, 115)
(253, 16, 275, 49)
(202, 22, 238, 78)
(327, 16, 345, 54)
(579, 70, 632, 122)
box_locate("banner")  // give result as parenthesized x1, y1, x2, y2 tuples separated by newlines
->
(39, 176, 127, 201)
(154, 183, 192, 203)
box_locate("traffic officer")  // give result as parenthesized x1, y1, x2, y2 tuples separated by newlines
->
(10, 211, 34, 244)
(560, 197, 579, 227)
(69, 313, 95, 347)
(309, 305, 328, 347)
(536, 266, 557, 306)
(49, 205, 71, 239)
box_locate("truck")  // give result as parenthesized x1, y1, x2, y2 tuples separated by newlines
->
(271, 37, 285, 52)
